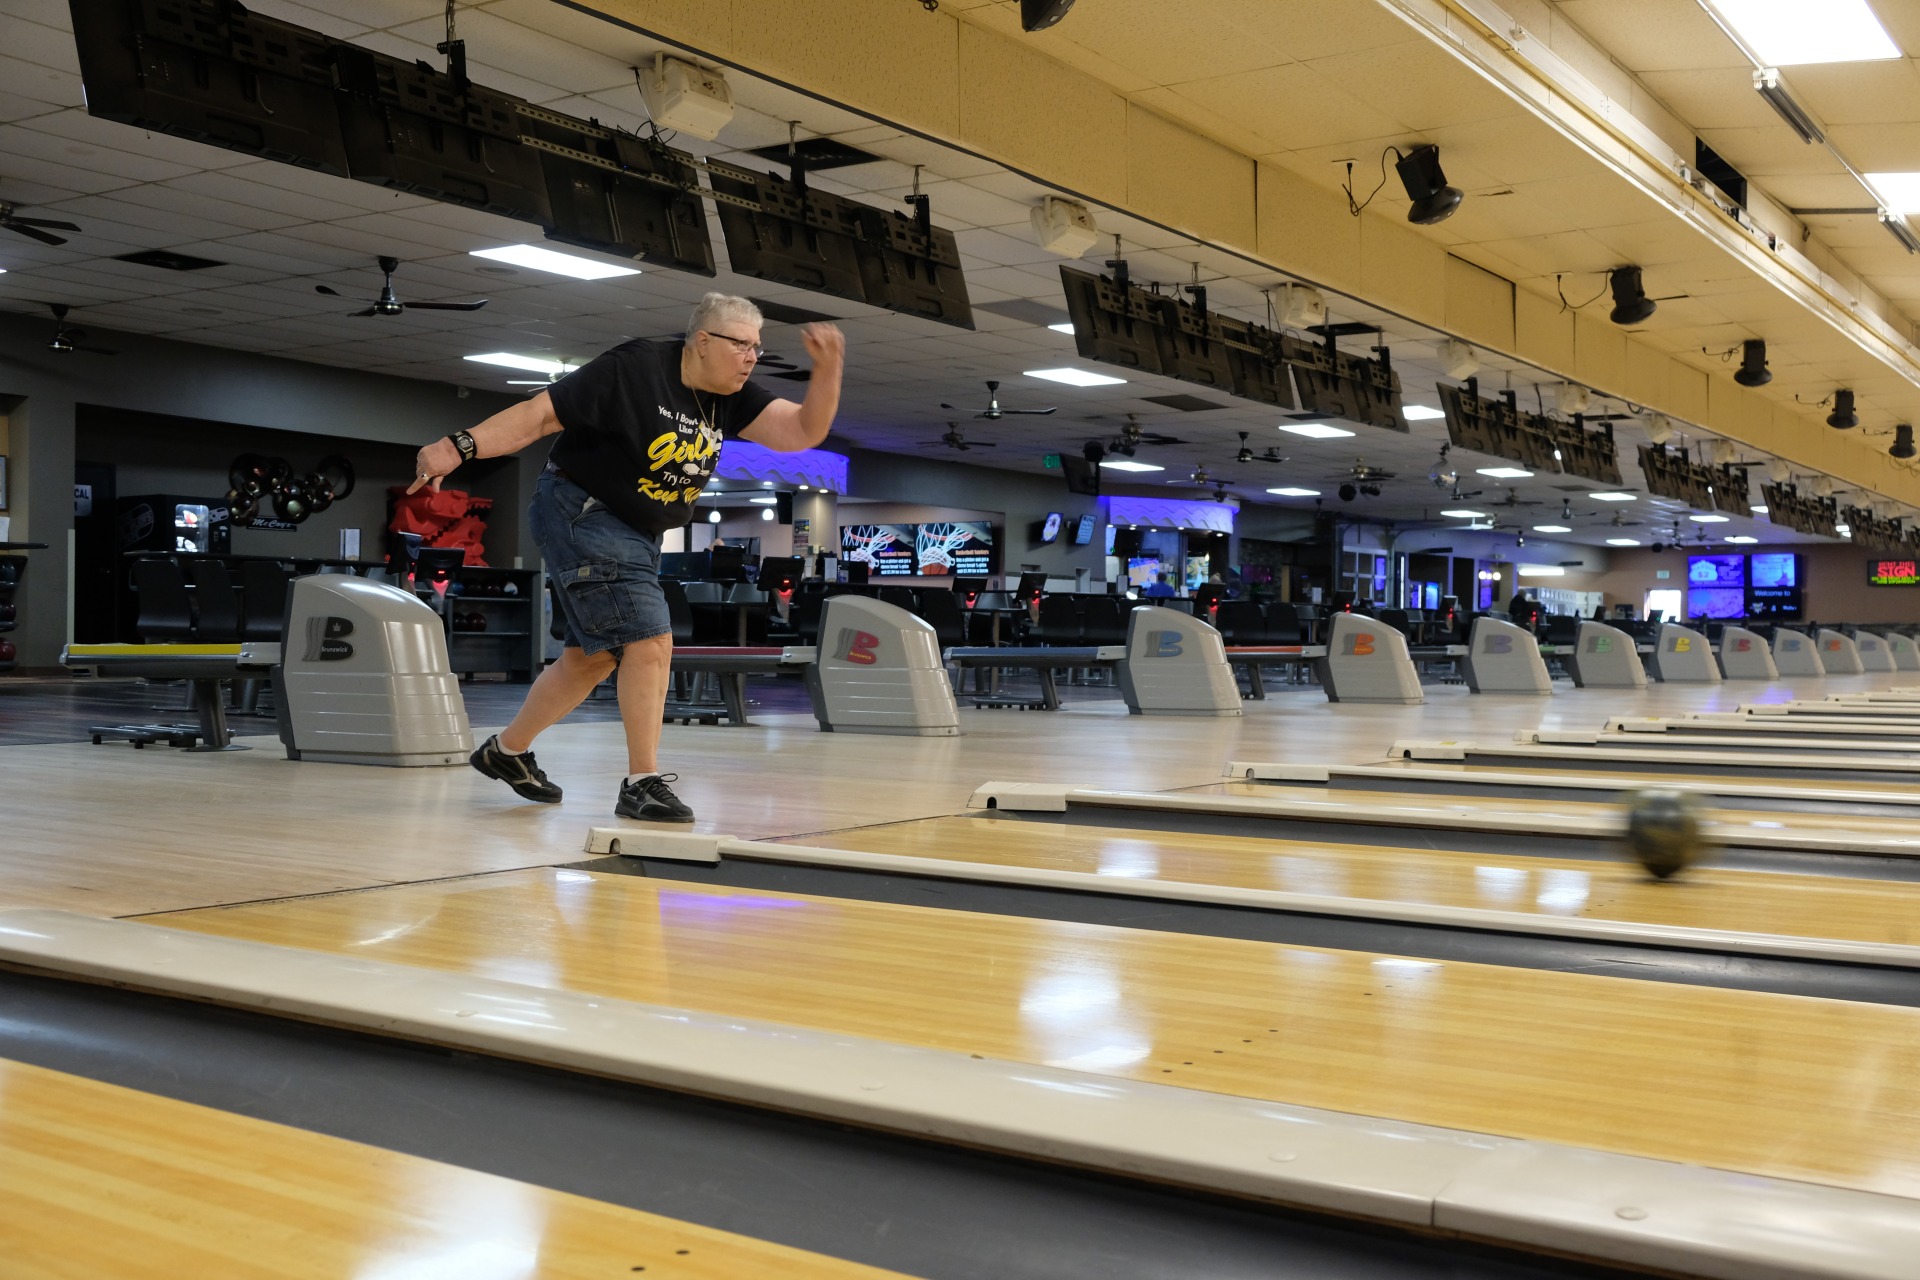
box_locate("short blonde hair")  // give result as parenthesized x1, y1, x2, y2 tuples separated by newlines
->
(687, 292, 763, 340)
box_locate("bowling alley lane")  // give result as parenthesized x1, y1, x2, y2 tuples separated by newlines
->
(751, 814, 1920, 947)
(147, 868, 1920, 1203)
(0, 1055, 908, 1280)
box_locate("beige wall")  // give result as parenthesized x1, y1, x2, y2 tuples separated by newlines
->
(1559, 542, 1920, 624)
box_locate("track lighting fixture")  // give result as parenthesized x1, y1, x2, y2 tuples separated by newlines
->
(1881, 209, 1920, 255)
(1339, 483, 1358, 502)
(1607, 266, 1657, 325)
(1733, 339, 1772, 387)
(1827, 389, 1858, 429)
(1395, 145, 1464, 226)
(1893, 424, 1916, 460)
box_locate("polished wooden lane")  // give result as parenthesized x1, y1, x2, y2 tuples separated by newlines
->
(0, 1055, 908, 1280)
(150, 869, 1920, 1202)
(1192, 780, 1920, 845)
(1365, 756, 1920, 799)
(760, 814, 1920, 945)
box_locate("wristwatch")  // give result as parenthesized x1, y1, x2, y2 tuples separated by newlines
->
(450, 429, 478, 462)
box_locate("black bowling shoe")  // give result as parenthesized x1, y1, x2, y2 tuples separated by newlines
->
(615, 773, 694, 823)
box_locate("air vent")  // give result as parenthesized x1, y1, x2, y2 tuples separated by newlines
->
(1140, 394, 1226, 412)
(113, 249, 226, 272)
(744, 138, 885, 172)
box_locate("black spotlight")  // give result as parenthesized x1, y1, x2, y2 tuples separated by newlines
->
(1733, 339, 1771, 387)
(1651, 541, 1667, 554)
(1082, 440, 1106, 463)
(1894, 424, 1916, 460)
(1360, 483, 1382, 497)
(1827, 389, 1858, 429)
(1338, 482, 1358, 502)
(1608, 266, 1657, 325)
(1395, 145, 1464, 226)
(1019, 0, 1075, 31)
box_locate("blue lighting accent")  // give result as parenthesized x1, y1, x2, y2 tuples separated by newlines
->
(716, 439, 849, 492)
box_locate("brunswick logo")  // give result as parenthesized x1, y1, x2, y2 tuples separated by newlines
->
(1342, 632, 1376, 657)
(303, 615, 354, 662)
(1146, 630, 1184, 658)
(833, 628, 880, 665)
(1480, 633, 1513, 654)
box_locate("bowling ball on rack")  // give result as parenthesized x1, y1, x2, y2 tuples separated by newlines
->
(272, 479, 311, 524)
(225, 488, 260, 524)
(316, 454, 356, 502)
(1624, 789, 1709, 880)
(0, 639, 16, 664)
(0, 602, 15, 623)
(304, 473, 334, 513)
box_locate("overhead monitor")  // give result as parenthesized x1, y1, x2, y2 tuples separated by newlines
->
(1869, 558, 1920, 586)
(917, 521, 995, 576)
(1686, 553, 1745, 619)
(1034, 512, 1063, 545)
(841, 524, 917, 576)
(1070, 513, 1097, 545)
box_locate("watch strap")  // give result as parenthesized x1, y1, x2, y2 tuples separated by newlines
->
(451, 430, 478, 462)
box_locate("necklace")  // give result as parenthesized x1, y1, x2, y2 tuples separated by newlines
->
(690, 387, 714, 434)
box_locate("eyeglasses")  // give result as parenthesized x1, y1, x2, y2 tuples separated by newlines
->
(701, 330, 763, 359)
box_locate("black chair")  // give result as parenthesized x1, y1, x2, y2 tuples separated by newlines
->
(916, 588, 969, 650)
(238, 560, 294, 641)
(1214, 600, 1265, 645)
(1374, 608, 1411, 639)
(1264, 605, 1304, 645)
(182, 558, 241, 642)
(724, 583, 771, 645)
(1079, 596, 1129, 647)
(1539, 614, 1580, 646)
(789, 585, 827, 645)
(877, 586, 920, 612)
(1027, 595, 1083, 646)
(131, 559, 196, 642)
(660, 578, 697, 646)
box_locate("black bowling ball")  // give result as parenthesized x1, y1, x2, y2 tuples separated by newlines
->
(304, 474, 334, 513)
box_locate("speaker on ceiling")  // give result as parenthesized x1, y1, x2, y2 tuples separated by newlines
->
(1020, 0, 1076, 32)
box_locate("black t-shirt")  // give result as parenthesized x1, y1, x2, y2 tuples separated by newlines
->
(545, 338, 777, 535)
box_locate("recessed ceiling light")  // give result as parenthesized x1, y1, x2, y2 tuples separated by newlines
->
(1707, 0, 1900, 66)
(1098, 459, 1165, 472)
(464, 352, 574, 374)
(1025, 367, 1126, 387)
(1047, 322, 1075, 334)
(1266, 487, 1320, 497)
(1689, 513, 1731, 523)
(1516, 565, 1565, 577)
(1442, 509, 1487, 518)
(1866, 173, 1920, 215)
(1750, 504, 1769, 513)
(1401, 404, 1444, 421)
(1532, 524, 1572, 533)
(1726, 535, 1758, 544)
(1588, 492, 1636, 501)
(470, 244, 641, 280)
(749, 496, 778, 504)
(1606, 538, 1642, 546)
(1476, 467, 1533, 479)
(1279, 423, 1356, 439)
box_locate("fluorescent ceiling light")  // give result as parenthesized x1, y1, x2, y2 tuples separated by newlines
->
(1709, 0, 1900, 65)
(1837, 523, 1853, 535)
(1606, 538, 1642, 546)
(1867, 172, 1920, 215)
(1750, 504, 1769, 513)
(1025, 367, 1125, 387)
(1266, 487, 1320, 497)
(1441, 509, 1487, 518)
(1476, 467, 1533, 479)
(1279, 423, 1356, 439)
(1401, 404, 1444, 421)
(1516, 565, 1565, 577)
(1588, 492, 1636, 502)
(1532, 525, 1572, 533)
(1726, 535, 1759, 544)
(749, 497, 778, 505)
(1689, 513, 1731, 523)
(465, 352, 573, 374)
(1098, 459, 1165, 472)
(1047, 322, 1075, 334)
(470, 243, 641, 280)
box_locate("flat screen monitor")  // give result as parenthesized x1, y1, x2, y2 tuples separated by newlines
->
(1015, 570, 1048, 602)
(841, 524, 917, 577)
(1034, 512, 1062, 544)
(1687, 587, 1746, 619)
(1127, 556, 1161, 589)
(1750, 553, 1797, 589)
(412, 546, 465, 588)
(844, 560, 870, 585)
(1070, 513, 1097, 546)
(917, 521, 995, 576)
(708, 544, 746, 582)
(659, 551, 699, 580)
(1868, 558, 1919, 587)
(755, 556, 804, 593)
(1104, 524, 1117, 556)
(1422, 582, 1441, 611)
(1061, 454, 1101, 496)
(952, 575, 987, 596)
(1687, 554, 1745, 588)
(1183, 554, 1211, 591)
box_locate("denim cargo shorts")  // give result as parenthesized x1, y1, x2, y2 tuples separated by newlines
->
(530, 467, 672, 654)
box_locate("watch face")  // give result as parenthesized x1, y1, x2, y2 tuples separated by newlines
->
(1042, 512, 1062, 541)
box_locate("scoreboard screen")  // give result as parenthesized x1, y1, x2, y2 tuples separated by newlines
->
(1870, 558, 1920, 586)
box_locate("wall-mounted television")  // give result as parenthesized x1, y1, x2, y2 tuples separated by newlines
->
(1686, 553, 1745, 620)
(917, 521, 996, 576)
(1747, 552, 1802, 617)
(1869, 558, 1920, 586)
(1061, 454, 1101, 496)
(1070, 513, 1097, 546)
(841, 524, 917, 576)
(1033, 512, 1062, 545)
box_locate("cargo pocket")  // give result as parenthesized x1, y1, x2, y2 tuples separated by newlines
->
(561, 560, 634, 640)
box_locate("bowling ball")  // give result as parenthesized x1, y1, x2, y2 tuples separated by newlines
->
(1624, 789, 1709, 880)
(304, 473, 334, 513)
(225, 488, 260, 524)
(272, 480, 311, 524)
(316, 453, 356, 502)
(0, 639, 15, 664)
(0, 602, 15, 623)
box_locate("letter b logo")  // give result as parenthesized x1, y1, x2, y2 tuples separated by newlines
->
(1148, 630, 1184, 658)
(1671, 636, 1692, 653)
(1481, 634, 1513, 655)
(834, 628, 880, 665)
(1343, 632, 1376, 657)
(1733, 638, 1752, 652)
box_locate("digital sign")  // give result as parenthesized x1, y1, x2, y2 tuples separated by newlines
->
(1870, 558, 1920, 586)
(841, 524, 916, 576)
(917, 522, 996, 576)
(1686, 554, 1746, 620)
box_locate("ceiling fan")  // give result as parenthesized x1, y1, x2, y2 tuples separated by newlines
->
(1324, 457, 1397, 482)
(1233, 432, 1288, 465)
(316, 255, 489, 316)
(1495, 488, 1544, 508)
(940, 379, 1056, 420)
(1605, 510, 1644, 528)
(45, 303, 115, 355)
(0, 200, 80, 246)
(921, 423, 997, 452)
